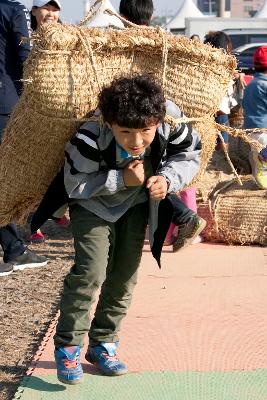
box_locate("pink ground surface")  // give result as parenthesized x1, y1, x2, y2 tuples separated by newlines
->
(29, 243, 267, 376)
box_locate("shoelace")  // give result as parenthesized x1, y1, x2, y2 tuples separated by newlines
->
(63, 357, 78, 369)
(103, 353, 119, 363)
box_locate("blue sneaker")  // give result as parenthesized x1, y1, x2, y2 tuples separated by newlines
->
(54, 346, 83, 385)
(85, 342, 127, 376)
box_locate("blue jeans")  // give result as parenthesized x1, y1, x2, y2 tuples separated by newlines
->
(215, 114, 229, 144)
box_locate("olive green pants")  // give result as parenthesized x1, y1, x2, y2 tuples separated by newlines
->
(54, 202, 148, 347)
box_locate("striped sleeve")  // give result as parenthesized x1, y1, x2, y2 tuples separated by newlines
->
(64, 124, 125, 199)
(167, 123, 194, 156)
(157, 122, 202, 193)
(66, 128, 100, 172)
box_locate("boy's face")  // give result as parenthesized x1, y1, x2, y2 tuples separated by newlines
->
(109, 123, 160, 156)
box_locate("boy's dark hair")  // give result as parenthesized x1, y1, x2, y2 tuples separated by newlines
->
(98, 75, 166, 128)
(204, 31, 232, 53)
(119, 0, 153, 26)
(31, 1, 61, 31)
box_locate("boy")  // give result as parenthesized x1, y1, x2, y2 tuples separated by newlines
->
(54, 74, 202, 384)
(243, 45, 267, 189)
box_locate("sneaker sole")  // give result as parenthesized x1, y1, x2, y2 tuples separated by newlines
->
(13, 260, 48, 271)
(173, 217, 207, 253)
(85, 353, 128, 376)
(57, 375, 83, 385)
(0, 270, 13, 277)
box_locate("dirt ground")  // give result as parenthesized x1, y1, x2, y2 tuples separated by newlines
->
(0, 221, 74, 400)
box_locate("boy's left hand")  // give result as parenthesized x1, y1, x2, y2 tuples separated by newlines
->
(146, 175, 168, 200)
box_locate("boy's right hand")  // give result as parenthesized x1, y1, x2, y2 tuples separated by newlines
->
(123, 160, 145, 186)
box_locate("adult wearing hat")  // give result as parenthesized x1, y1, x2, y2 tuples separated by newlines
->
(31, 0, 61, 30)
(243, 45, 267, 189)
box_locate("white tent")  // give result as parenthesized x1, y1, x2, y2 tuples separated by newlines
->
(254, 0, 267, 17)
(165, 0, 204, 31)
(86, 0, 124, 28)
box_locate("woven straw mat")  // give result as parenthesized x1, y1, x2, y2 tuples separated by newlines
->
(0, 23, 236, 225)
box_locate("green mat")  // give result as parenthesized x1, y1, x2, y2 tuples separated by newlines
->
(14, 369, 267, 400)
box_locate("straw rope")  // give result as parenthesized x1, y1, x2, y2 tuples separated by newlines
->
(78, 0, 103, 26)
(76, 27, 102, 91)
(159, 27, 168, 89)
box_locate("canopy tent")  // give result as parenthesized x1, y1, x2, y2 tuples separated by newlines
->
(254, 0, 267, 17)
(85, 0, 124, 28)
(165, 0, 204, 31)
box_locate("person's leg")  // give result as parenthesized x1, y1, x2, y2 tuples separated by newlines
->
(54, 205, 112, 384)
(215, 114, 229, 151)
(54, 205, 112, 348)
(0, 111, 48, 271)
(86, 202, 148, 375)
(180, 187, 203, 244)
(51, 204, 70, 227)
(30, 169, 68, 233)
(0, 224, 48, 270)
(164, 196, 195, 246)
(88, 202, 148, 345)
(170, 197, 206, 252)
(180, 187, 197, 212)
(0, 224, 26, 261)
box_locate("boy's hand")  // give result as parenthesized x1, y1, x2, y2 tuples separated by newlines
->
(123, 160, 145, 186)
(146, 175, 168, 200)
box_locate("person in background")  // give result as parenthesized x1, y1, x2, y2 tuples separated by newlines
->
(30, 0, 61, 29)
(243, 45, 267, 189)
(0, 0, 48, 276)
(29, 0, 69, 244)
(190, 34, 200, 41)
(119, 0, 153, 25)
(204, 31, 238, 152)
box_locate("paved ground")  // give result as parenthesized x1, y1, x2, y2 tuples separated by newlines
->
(13, 243, 267, 400)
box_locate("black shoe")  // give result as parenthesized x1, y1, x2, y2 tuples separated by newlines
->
(0, 262, 14, 276)
(10, 249, 48, 271)
(173, 215, 206, 253)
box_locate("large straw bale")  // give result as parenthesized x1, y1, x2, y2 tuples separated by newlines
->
(198, 177, 267, 245)
(0, 23, 237, 225)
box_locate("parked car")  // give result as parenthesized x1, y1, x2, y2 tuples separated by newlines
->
(223, 29, 267, 49)
(233, 43, 267, 73)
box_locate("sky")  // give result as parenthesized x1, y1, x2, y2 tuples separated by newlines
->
(21, 0, 180, 24)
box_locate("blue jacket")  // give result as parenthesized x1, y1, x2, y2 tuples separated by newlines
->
(243, 73, 267, 129)
(0, 0, 31, 114)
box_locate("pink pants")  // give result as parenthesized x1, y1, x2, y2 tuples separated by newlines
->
(165, 187, 197, 244)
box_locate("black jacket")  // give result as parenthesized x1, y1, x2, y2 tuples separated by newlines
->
(0, 0, 31, 114)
